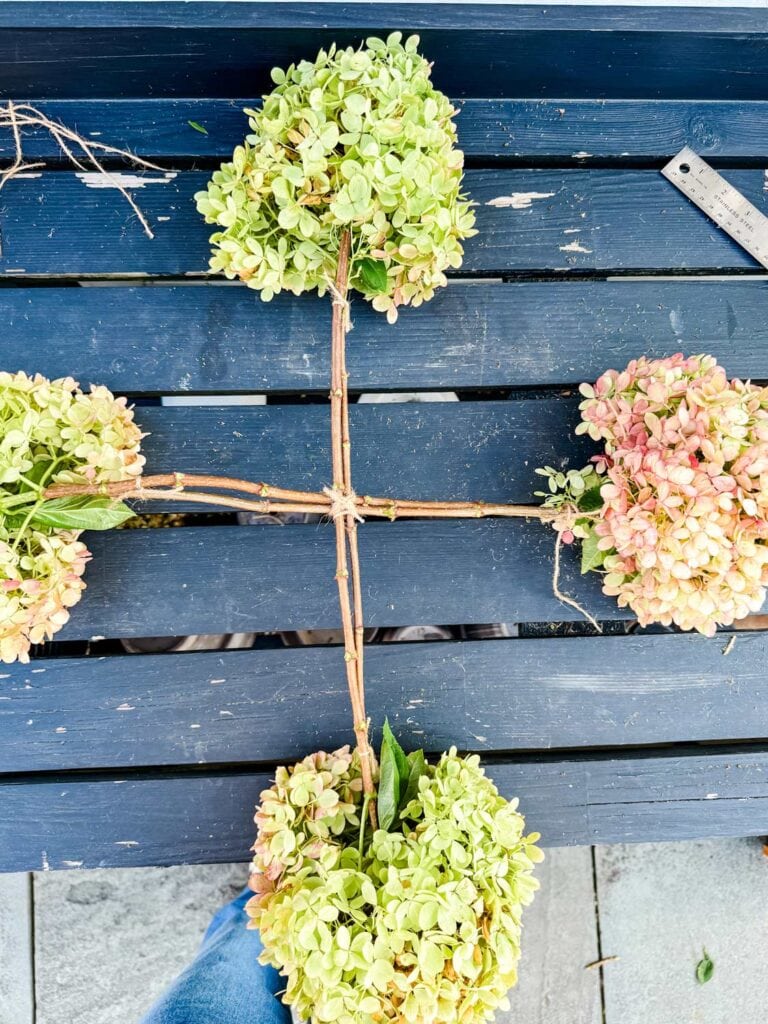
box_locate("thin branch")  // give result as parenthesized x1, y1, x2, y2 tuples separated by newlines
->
(0, 101, 164, 238)
(43, 474, 566, 522)
(328, 231, 378, 824)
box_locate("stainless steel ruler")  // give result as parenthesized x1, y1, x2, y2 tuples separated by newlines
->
(661, 146, 768, 270)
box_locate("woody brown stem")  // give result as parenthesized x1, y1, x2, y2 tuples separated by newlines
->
(44, 475, 562, 524)
(329, 231, 378, 827)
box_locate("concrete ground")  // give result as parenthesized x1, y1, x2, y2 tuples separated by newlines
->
(2, 838, 767, 1024)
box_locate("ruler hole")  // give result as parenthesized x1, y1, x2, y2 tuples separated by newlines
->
(679, 163, 691, 174)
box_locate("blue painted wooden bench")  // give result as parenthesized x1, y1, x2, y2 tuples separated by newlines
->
(3, 2, 768, 872)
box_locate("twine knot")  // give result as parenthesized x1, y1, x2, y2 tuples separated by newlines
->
(323, 486, 364, 523)
(325, 277, 353, 330)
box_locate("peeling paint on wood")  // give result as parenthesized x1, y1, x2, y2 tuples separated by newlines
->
(485, 192, 555, 210)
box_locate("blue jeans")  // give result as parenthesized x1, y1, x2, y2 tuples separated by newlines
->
(139, 888, 291, 1024)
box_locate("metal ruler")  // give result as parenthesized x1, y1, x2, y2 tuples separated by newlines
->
(661, 146, 768, 270)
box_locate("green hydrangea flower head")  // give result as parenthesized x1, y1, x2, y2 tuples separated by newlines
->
(195, 33, 476, 322)
(247, 747, 541, 1024)
(0, 371, 145, 662)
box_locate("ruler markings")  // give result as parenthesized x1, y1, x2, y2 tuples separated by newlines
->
(661, 146, 768, 270)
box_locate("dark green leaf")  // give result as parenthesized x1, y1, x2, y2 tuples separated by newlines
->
(696, 951, 714, 985)
(580, 527, 604, 574)
(32, 496, 135, 532)
(26, 460, 55, 486)
(356, 257, 389, 294)
(377, 735, 400, 831)
(579, 483, 605, 513)
(187, 120, 209, 135)
(398, 749, 426, 815)
(382, 719, 409, 787)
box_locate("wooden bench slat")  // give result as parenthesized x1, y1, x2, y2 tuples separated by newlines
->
(6, 280, 768, 395)
(3, 169, 768, 277)
(127, 400, 589, 507)
(7, 99, 768, 163)
(56, 521, 622, 641)
(1, 5, 766, 102)
(2, 634, 766, 774)
(4, 747, 768, 870)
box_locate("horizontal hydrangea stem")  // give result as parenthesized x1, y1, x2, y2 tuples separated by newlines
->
(43, 475, 562, 522)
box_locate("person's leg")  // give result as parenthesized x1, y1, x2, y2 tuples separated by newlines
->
(139, 888, 290, 1024)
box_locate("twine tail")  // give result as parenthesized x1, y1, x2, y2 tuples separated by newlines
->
(551, 525, 603, 634)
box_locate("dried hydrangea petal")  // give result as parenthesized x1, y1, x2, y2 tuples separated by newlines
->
(248, 746, 540, 1024)
(196, 34, 476, 321)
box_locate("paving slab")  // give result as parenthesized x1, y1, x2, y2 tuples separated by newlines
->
(503, 845, 602, 1024)
(596, 837, 768, 1024)
(0, 872, 33, 1024)
(33, 862, 246, 1024)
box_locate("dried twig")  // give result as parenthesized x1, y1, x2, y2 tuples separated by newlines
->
(0, 101, 164, 238)
(585, 955, 619, 970)
(328, 231, 378, 825)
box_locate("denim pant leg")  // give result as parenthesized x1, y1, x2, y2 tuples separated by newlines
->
(139, 888, 291, 1024)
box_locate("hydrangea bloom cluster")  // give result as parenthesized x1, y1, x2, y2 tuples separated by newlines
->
(248, 746, 541, 1024)
(0, 371, 144, 662)
(549, 354, 768, 635)
(195, 33, 476, 322)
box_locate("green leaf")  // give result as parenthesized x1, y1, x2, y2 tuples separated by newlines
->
(377, 735, 400, 832)
(579, 483, 605, 513)
(580, 527, 604, 574)
(32, 496, 136, 532)
(398, 749, 426, 814)
(356, 257, 388, 294)
(187, 120, 209, 135)
(382, 719, 409, 786)
(696, 950, 714, 985)
(26, 460, 55, 486)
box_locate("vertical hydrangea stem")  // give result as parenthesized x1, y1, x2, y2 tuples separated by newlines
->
(329, 230, 378, 824)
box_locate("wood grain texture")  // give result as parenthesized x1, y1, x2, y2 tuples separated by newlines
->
(7, 99, 768, 163)
(3, 168, 768, 276)
(52, 520, 621, 642)
(0, 5, 766, 101)
(2, 633, 767, 774)
(5, 280, 768, 395)
(4, 748, 768, 871)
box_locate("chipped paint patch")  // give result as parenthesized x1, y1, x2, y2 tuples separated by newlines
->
(559, 239, 593, 254)
(62, 860, 84, 868)
(572, 151, 592, 159)
(563, 228, 581, 235)
(116, 703, 135, 711)
(486, 191, 555, 210)
(157, 215, 171, 222)
(115, 840, 139, 847)
(669, 309, 684, 336)
(55, 726, 67, 734)
(75, 171, 178, 189)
